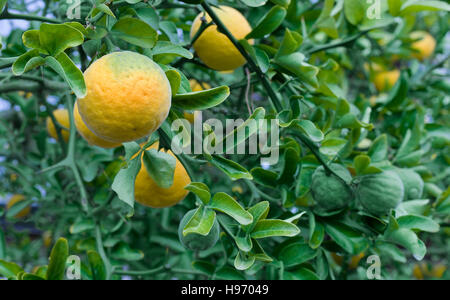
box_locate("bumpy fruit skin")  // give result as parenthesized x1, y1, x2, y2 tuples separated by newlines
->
(410, 31, 436, 61)
(373, 70, 400, 92)
(135, 143, 191, 208)
(7, 194, 31, 219)
(46, 109, 70, 142)
(357, 171, 404, 216)
(394, 168, 424, 200)
(73, 101, 121, 149)
(311, 164, 353, 211)
(190, 6, 252, 71)
(178, 209, 220, 251)
(77, 51, 171, 143)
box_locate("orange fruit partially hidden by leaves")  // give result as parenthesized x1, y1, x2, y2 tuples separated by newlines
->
(74, 101, 121, 149)
(410, 31, 436, 61)
(77, 51, 171, 143)
(331, 252, 365, 269)
(135, 143, 191, 208)
(46, 109, 70, 142)
(190, 6, 252, 71)
(7, 194, 31, 219)
(373, 70, 400, 92)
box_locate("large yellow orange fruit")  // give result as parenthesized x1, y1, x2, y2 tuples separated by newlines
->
(7, 194, 31, 219)
(190, 6, 252, 71)
(46, 109, 70, 142)
(73, 101, 121, 149)
(373, 70, 400, 92)
(410, 31, 436, 61)
(77, 51, 171, 143)
(135, 143, 191, 208)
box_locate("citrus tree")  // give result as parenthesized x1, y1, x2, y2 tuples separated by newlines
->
(0, 0, 449, 280)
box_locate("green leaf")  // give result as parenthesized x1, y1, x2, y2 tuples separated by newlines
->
(70, 219, 95, 234)
(44, 52, 86, 98)
(344, 0, 365, 25)
(12, 49, 45, 75)
(385, 228, 426, 260)
(251, 167, 278, 187)
(0, 260, 24, 278)
(278, 242, 318, 268)
(240, 0, 268, 7)
(354, 154, 371, 176)
(111, 242, 144, 261)
(39, 23, 84, 56)
(276, 29, 303, 57)
(246, 5, 287, 39)
(87, 251, 106, 280)
(0, 0, 6, 13)
(319, 137, 347, 156)
(0, 230, 5, 260)
(388, 0, 402, 16)
(234, 251, 256, 271)
(220, 107, 266, 154)
(397, 215, 440, 233)
(112, 155, 142, 210)
(243, 201, 270, 232)
(324, 222, 369, 255)
(284, 268, 320, 280)
(46, 238, 69, 280)
(22, 30, 46, 53)
(215, 266, 245, 280)
(274, 52, 319, 88)
(384, 73, 408, 110)
(152, 41, 193, 59)
(173, 86, 230, 110)
(192, 261, 216, 275)
(96, 3, 116, 18)
(401, 0, 450, 15)
(309, 219, 324, 249)
(278, 147, 300, 183)
(22, 273, 45, 280)
(143, 148, 176, 189)
(185, 182, 211, 205)
(111, 17, 158, 48)
(207, 154, 253, 180)
(251, 219, 300, 239)
(368, 134, 388, 162)
(209, 192, 253, 225)
(165, 69, 181, 95)
(183, 206, 216, 236)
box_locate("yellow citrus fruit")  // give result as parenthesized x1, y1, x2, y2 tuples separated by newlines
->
(46, 109, 70, 142)
(373, 70, 400, 92)
(410, 31, 436, 61)
(413, 263, 425, 280)
(77, 51, 171, 143)
(431, 264, 447, 279)
(6, 194, 31, 219)
(135, 143, 191, 208)
(73, 101, 121, 149)
(190, 6, 252, 71)
(43, 231, 52, 248)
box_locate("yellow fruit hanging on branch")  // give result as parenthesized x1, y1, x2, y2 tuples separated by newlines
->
(410, 31, 436, 61)
(7, 194, 31, 219)
(74, 101, 121, 149)
(77, 51, 172, 143)
(134, 143, 191, 208)
(46, 109, 70, 142)
(190, 6, 252, 71)
(331, 252, 365, 269)
(373, 70, 400, 92)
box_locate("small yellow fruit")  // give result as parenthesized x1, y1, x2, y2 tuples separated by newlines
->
(191, 6, 252, 71)
(410, 31, 436, 61)
(77, 51, 171, 143)
(431, 264, 447, 279)
(135, 143, 191, 208)
(373, 70, 400, 92)
(43, 231, 52, 248)
(413, 263, 424, 280)
(7, 194, 31, 219)
(189, 79, 211, 92)
(46, 109, 70, 142)
(73, 101, 121, 149)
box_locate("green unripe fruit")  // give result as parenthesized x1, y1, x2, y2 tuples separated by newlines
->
(394, 168, 424, 200)
(357, 171, 404, 216)
(178, 209, 220, 251)
(311, 164, 353, 211)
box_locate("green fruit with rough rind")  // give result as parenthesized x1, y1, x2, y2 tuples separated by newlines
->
(357, 171, 404, 216)
(394, 168, 424, 200)
(178, 209, 220, 251)
(311, 164, 353, 211)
